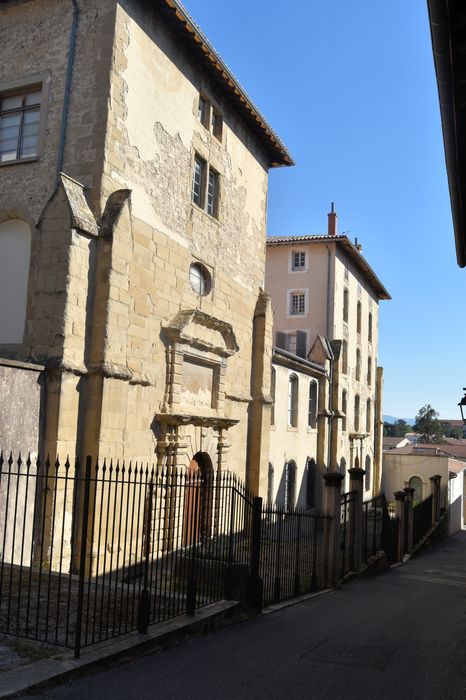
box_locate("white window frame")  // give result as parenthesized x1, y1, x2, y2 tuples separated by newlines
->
(286, 288, 308, 318)
(289, 249, 308, 273)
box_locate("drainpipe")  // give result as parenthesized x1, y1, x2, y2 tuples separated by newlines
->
(56, 0, 79, 185)
(325, 244, 333, 471)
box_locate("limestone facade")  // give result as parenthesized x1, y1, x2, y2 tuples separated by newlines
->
(0, 0, 292, 493)
(265, 207, 390, 498)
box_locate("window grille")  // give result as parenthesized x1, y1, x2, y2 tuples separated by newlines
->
(290, 292, 305, 315)
(292, 251, 305, 270)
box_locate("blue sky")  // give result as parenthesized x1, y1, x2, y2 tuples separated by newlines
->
(182, 0, 465, 420)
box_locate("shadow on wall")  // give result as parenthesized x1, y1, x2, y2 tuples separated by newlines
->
(274, 459, 322, 511)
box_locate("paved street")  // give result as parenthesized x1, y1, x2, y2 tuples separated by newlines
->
(30, 532, 466, 700)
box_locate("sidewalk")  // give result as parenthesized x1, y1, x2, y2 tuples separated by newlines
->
(24, 531, 466, 699)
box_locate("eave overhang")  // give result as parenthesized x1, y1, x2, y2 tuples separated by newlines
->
(150, 0, 294, 168)
(428, 0, 466, 267)
(267, 234, 391, 300)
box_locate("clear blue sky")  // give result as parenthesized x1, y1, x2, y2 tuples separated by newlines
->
(182, 0, 465, 420)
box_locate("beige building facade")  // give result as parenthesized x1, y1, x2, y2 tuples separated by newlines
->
(0, 0, 293, 494)
(268, 347, 329, 510)
(265, 207, 390, 497)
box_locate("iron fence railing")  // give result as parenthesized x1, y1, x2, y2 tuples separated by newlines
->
(362, 495, 384, 562)
(340, 491, 356, 579)
(0, 452, 334, 658)
(381, 496, 399, 565)
(0, 453, 255, 657)
(413, 494, 433, 546)
(260, 506, 330, 606)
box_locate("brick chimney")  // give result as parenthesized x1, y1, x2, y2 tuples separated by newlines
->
(328, 202, 337, 237)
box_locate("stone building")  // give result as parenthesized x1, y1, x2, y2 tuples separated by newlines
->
(265, 206, 390, 497)
(0, 0, 293, 495)
(268, 343, 329, 510)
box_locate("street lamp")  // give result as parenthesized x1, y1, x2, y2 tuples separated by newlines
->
(459, 388, 466, 424)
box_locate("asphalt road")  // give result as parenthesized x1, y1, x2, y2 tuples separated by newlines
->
(29, 532, 466, 700)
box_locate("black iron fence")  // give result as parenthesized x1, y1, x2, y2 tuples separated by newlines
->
(340, 491, 356, 579)
(0, 452, 331, 657)
(381, 496, 399, 565)
(260, 505, 330, 606)
(362, 495, 384, 562)
(0, 453, 256, 657)
(413, 494, 433, 546)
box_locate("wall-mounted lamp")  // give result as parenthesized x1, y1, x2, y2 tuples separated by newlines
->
(458, 388, 466, 424)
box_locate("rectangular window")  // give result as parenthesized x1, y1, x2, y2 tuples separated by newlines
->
(198, 96, 209, 127)
(207, 168, 219, 217)
(212, 110, 223, 141)
(0, 87, 42, 163)
(192, 154, 220, 219)
(290, 292, 305, 315)
(292, 251, 306, 270)
(192, 155, 206, 207)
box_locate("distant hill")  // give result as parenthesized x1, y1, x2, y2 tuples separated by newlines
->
(383, 415, 415, 426)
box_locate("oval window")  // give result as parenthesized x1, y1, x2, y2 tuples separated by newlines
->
(189, 262, 211, 295)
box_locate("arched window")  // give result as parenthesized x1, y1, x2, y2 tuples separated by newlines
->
(357, 301, 362, 334)
(354, 394, 360, 432)
(267, 462, 274, 506)
(285, 460, 297, 512)
(368, 312, 373, 343)
(409, 476, 423, 504)
(340, 457, 347, 475)
(343, 288, 349, 323)
(342, 339, 348, 374)
(365, 455, 371, 491)
(341, 390, 347, 431)
(308, 380, 318, 428)
(0, 219, 31, 344)
(288, 374, 298, 427)
(367, 356, 372, 386)
(366, 398, 371, 433)
(306, 458, 317, 508)
(270, 367, 276, 426)
(356, 348, 361, 381)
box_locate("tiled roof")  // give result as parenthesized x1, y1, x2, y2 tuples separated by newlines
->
(154, 0, 293, 167)
(266, 234, 391, 301)
(388, 443, 466, 458)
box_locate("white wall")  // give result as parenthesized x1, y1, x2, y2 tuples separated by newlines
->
(269, 360, 322, 510)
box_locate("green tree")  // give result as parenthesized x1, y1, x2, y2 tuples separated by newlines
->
(413, 404, 443, 444)
(440, 422, 462, 439)
(383, 421, 394, 437)
(392, 419, 411, 437)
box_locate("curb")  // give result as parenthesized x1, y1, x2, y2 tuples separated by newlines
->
(262, 588, 334, 614)
(0, 600, 241, 699)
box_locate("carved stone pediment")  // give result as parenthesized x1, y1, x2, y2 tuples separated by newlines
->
(162, 309, 239, 358)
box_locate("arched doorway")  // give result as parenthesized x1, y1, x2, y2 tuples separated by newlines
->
(409, 476, 422, 504)
(183, 452, 214, 546)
